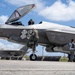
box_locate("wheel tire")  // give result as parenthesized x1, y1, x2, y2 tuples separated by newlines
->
(18, 57, 22, 60)
(6, 57, 10, 60)
(30, 54, 37, 61)
(73, 56, 75, 62)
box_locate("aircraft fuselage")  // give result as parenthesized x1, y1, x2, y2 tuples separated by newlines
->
(0, 21, 75, 46)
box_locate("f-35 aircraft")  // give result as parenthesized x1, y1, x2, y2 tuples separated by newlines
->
(0, 4, 75, 60)
(0, 45, 28, 60)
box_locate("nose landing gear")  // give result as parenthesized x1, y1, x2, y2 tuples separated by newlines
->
(27, 29, 39, 61)
(29, 43, 37, 61)
(30, 54, 37, 61)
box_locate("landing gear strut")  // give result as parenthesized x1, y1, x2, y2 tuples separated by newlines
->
(30, 43, 37, 61)
(27, 29, 39, 61)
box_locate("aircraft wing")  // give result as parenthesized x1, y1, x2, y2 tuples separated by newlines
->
(5, 4, 35, 24)
(0, 50, 24, 54)
(0, 45, 28, 59)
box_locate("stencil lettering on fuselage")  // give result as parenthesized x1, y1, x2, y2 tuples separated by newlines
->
(20, 30, 33, 39)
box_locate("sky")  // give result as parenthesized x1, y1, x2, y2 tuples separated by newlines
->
(0, 0, 75, 56)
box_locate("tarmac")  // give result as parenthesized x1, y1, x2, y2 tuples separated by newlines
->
(0, 60, 75, 75)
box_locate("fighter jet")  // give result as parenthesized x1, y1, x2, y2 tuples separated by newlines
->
(0, 4, 75, 61)
(0, 45, 28, 60)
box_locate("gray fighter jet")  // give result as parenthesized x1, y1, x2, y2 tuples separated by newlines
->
(0, 4, 75, 61)
(0, 45, 28, 60)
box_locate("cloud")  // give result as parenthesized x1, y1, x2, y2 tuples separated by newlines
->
(39, 0, 75, 21)
(5, 0, 75, 21)
(0, 15, 8, 24)
(0, 39, 23, 50)
(5, 0, 45, 11)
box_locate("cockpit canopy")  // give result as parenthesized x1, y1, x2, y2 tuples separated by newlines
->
(5, 4, 35, 24)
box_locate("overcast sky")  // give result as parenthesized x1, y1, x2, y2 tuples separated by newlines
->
(0, 0, 75, 56)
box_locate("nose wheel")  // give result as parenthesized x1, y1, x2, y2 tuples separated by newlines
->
(27, 29, 39, 61)
(30, 54, 37, 61)
(29, 42, 37, 61)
